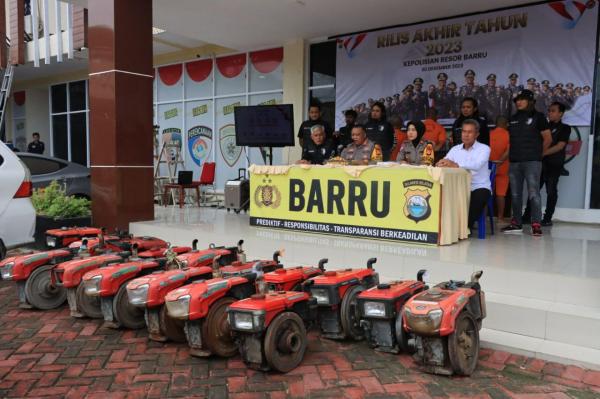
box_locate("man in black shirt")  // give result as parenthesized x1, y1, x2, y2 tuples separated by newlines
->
(452, 97, 489, 146)
(27, 132, 45, 154)
(335, 109, 356, 148)
(298, 125, 335, 165)
(502, 90, 552, 236)
(297, 104, 333, 148)
(523, 102, 571, 226)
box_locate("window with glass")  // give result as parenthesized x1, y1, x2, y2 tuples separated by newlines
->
(49, 80, 89, 166)
(308, 41, 336, 129)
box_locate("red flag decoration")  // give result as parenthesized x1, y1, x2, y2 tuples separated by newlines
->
(186, 59, 213, 83)
(13, 91, 26, 106)
(250, 48, 283, 74)
(216, 54, 246, 78)
(549, 1, 587, 20)
(158, 64, 183, 86)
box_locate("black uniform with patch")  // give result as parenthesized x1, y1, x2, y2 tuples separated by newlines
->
(297, 119, 333, 147)
(364, 119, 395, 161)
(508, 110, 550, 162)
(301, 139, 336, 165)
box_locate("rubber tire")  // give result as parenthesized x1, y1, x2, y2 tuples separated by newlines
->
(447, 311, 480, 376)
(340, 285, 365, 341)
(159, 305, 187, 342)
(264, 311, 307, 373)
(76, 282, 103, 318)
(112, 283, 146, 329)
(25, 265, 67, 310)
(202, 297, 237, 357)
(395, 310, 415, 354)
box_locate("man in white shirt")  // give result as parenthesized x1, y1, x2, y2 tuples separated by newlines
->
(437, 118, 491, 229)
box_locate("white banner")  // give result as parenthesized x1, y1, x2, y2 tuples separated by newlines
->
(335, 1, 598, 127)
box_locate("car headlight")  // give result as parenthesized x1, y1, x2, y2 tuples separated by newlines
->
(46, 236, 57, 248)
(127, 284, 149, 306)
(404, 308, 443, 335)
(165, 294, 190, 319)
(230, 311, 265, 332)
(83, 275, 102, 296)
(310, 288, 330, 305)
(363, 301, 387, 318)
(0, 263, 14, 280)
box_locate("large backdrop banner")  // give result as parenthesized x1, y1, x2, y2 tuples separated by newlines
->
(335, 1, 599, 128)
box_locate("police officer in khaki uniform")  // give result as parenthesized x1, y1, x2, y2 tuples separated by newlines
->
(340, 125, 379, 164)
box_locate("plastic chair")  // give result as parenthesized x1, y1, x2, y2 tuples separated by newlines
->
(477, 162, 496, 239)
(198, 162, 216, 204)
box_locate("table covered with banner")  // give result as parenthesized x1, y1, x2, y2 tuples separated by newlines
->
(248, 164, 471, 246)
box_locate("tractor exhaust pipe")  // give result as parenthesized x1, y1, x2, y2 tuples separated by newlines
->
(131, 243, 139, 259)
(417, 269, 427, 282)
(318, 258, 328, 272)
(212, 255, 222, 278)
(471, 270, 483, 283)
(192, 239, 198, 251)
(237, 240, 246, 263)
(273, 249, 284, 263)
(367, 258, 377, 270)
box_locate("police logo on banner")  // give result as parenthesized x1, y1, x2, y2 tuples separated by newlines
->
(403, 179, 433, 223)
(219, 124, 242, 167)
(187, 126, 212, 166)
(254, 175, 281, 209)
(162, 128, 182, 160)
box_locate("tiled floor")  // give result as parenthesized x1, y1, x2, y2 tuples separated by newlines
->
(0, 278, 599, 398)
(130, 207, 600, 368)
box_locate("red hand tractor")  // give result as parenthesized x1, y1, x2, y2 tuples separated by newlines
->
(45, 226, 103, 248)
(403, 271, 486, 376)
(303, 258, 379, 340)
(357, 270, 427, 353)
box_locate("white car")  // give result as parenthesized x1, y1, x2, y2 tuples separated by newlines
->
(0, 141, 36, 259)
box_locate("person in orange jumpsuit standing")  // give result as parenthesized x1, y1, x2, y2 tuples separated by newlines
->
(389, 115, 407, 161)
(489, 116, 510, 224)
(423, 108, 448, 152)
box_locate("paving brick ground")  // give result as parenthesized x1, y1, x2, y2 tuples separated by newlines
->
(1, 279, 599, 398)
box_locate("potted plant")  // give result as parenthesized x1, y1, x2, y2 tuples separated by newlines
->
(31, 180, 92, 247)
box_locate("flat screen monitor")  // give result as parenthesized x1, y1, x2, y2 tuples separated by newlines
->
(234, 104, 294, 147)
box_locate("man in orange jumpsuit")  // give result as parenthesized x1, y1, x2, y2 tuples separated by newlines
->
(489, 116, 510, 224)
(423, 108, 447, 152)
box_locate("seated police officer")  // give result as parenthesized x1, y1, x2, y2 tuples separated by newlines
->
(298, 125, 335, 165)
(340, 125, 381, 165)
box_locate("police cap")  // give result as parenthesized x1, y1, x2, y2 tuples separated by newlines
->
(527, 77, 536, 83)
(464, 69, 475, 77)
(542, 80, 550, 85)
(509, 73, 518, 79)
(413, 77, 424, 84)
(487, 74, 496, 81)
(566, 82, 574, 88)
(514, 89, 535, 102)
(437, 72, 448, 81)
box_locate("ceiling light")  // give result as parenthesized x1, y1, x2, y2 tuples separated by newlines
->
(152, 27, 166, 35)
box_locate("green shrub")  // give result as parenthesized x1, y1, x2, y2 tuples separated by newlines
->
(31, 180, 91, 219)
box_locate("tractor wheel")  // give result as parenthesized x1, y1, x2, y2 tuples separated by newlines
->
(25, 265, 67, 310)
(76, 282, 103, 318)
(160, 305, 187, 342)
(203, 297, 237, 357)
(113, 284, 146, 329)
(395, 310, 415, 354)
(447, 311, 480, 376)
(264, 311, 307, 373)
(340, 285, 365, 340)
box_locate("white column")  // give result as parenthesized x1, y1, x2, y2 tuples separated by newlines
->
(282, 39, 306, 164)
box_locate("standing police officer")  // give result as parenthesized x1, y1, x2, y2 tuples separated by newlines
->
(412, 77, 429, 120)
(364, 101, 395, 161)
(506, 73, 523, 116)
(481, 74, 503, 123)
(297, 103, 333, 148)
(459, 69, 481, 106)
(429, 73, 453, 118)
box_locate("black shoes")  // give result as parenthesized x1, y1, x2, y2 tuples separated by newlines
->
(502, 220, 523, 233)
